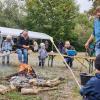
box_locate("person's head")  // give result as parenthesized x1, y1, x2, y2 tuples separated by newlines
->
(40, 43, 45, 49)
(64, 41, 71, 48)
(6, 35, 12, 41)
(96, 6, 100, 18)
(22, 29, 28, 38)
(34, 41, 37, 45)
(20, 33, 23, 36)
(95, 54, 100, 72)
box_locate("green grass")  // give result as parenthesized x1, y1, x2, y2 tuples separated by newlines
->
(0, 91, 42, 100)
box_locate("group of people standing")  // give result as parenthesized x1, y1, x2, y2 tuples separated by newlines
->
(1, 30, 48, 67)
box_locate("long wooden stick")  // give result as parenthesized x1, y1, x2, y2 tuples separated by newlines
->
(50, 37, 81, 89)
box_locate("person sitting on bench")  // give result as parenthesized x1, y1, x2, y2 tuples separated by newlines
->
(1, 35, 14, 64)
(80, 54, 100, 100)
(62, 41, 76, 68)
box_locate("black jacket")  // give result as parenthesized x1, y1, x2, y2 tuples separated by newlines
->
(17, 36, 29, 49)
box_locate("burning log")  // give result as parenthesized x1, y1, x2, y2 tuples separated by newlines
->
(6, 64, 36, 80)
(29, 77, 65, 87)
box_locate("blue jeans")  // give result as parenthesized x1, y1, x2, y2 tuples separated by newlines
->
(17, 49, 28, 64)
(95, 42, 100, 56)
(64, 57, 73, 67)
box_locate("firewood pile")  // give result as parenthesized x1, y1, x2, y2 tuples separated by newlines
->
(0, 64, 65, 95)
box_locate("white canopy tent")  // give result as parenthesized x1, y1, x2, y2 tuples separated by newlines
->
(0, 27, 52, 40)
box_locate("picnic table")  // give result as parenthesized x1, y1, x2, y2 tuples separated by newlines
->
(48, 52, 96, 73)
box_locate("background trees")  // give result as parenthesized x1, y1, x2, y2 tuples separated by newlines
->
(26, 0, 78, 42)
(0, 0, 26, 28)
(0, 0, 95, 51)
(89, 0, 100, 15)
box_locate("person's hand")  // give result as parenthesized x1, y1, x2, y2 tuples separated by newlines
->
(23, 45, 29, 49)
(85, 42, 89, 49)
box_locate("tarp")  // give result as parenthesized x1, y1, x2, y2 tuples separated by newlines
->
(0, 27, 52, 40)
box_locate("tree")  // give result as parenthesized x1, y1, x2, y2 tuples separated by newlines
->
(0, 0, 26, 28)
(73, 13, 93, 51)
(26, 0, 78, 41)
(88, 0, 100, 15)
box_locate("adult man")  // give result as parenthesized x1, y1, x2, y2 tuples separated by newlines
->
(85, 6, 100, 56)
(17, 30, 29, 64)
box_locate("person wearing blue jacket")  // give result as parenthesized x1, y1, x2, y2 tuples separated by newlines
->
(85, 6, 100, 56)
(80, 54, 100, 100)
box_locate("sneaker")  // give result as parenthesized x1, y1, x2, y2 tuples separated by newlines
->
(2, 61, 5, 64)
(7, 61, 9, 64)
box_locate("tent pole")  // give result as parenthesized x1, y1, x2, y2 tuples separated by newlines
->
(0, 32, 3, 51)
(50, 37, 81, 89)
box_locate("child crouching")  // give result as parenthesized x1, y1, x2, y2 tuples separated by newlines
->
(38, 43, 48, 67)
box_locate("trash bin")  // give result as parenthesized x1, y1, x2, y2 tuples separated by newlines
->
(80, 73, 94, 86)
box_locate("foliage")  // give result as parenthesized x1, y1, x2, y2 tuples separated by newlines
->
(73, 13, 93, 51)
(0, 0, 94, 51)
(26, 0, 78, 41)
(88, 0, 100, 15)
(0, 0, 26, 28)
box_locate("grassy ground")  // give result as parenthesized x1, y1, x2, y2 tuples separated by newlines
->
(0, 52, 90, 100)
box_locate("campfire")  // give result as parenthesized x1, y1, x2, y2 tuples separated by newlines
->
(0, 64, 65, 95)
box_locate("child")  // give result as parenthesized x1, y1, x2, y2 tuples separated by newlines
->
(62, 41, 75, 68)
(33, 41, 38, 52)
(1, 35, 14, 64)
(80, 54, 100, 100)
(38, 43, 48, 67)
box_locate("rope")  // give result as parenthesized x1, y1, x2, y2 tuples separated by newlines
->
(75, 58, 88, 69)
(50, 37, 81, 89)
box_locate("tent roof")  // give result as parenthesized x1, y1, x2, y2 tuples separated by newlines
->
(0, 27, 52, 40)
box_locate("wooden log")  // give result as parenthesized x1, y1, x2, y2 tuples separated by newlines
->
(0, 85, 10, 94)
(21, 87, 39, 95)
(29, 78, 63, 87)
(46, 80, 61, 87)
(21, 86, 58, 95)
(5, 71, 26, 79)
(6, 70, 36, 80)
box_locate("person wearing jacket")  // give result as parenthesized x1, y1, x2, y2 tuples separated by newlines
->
(85, 6, 100, 56)
(1, 35, 14, 64)
(80, 54, 100, 100)
(38, 43, 48, 67)
(17, 30, 30, 64)
(62, 41, 75, 68)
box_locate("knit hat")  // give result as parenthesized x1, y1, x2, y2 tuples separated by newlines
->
(6, 35, 12, 39)
(95, 54, 100, 70)
(40, 43, 45, 47)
